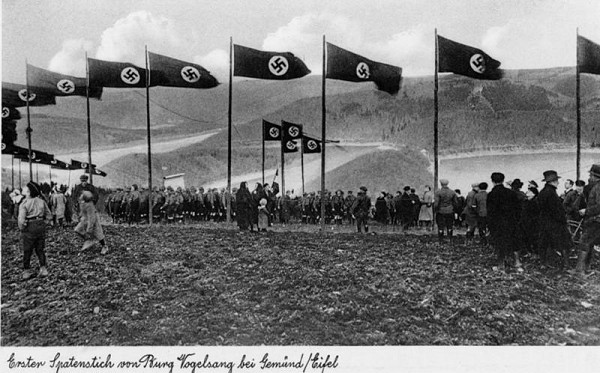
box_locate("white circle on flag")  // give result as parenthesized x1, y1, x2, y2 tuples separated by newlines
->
(2, 107, 9, 118)
(307, 140, 317, 151)
(469, 54, 486, 74)
(81, 162, 88, 169)
(356, 62, 370, 79)
(268, 56, 289, 76)
(288, 126, 300, 138)
(30, 152, 36, 160)
(57, 79, 75, 94)
(121, 67, 141, 85)
(18, 89, 35, 102)
(1, 143, 6, 151)
(286, 141, 296, 150)
(181, 66, 201, 83)
(269, 127, 279, 138)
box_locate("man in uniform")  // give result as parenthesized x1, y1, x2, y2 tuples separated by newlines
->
(576, 164, 600, 275)
(345, 191, 356, 225)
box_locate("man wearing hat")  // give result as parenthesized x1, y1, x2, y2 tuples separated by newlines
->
(351, 186, 371, 233)
(537, 170, 571, 269)
(72, 174, 98, 222)
(434, 179, 458, 240)
(487, 172, 521, 271)
(576, 164, 600, 274)
(344, 191, 356, 225)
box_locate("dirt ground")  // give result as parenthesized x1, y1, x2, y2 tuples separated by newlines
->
(2, 221, 599, 346)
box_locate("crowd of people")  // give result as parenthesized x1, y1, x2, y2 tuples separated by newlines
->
(3, 164, 599, 280)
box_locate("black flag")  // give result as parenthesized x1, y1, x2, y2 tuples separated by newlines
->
(283, 140, 299, 153)
(88, 58, 155, 88)
(438, 35, 503, 80)
(282, 120, 303, 141)
(302, 136, 322, 154)
(326, 42, 403, 95)
(578, 35, 600, 75)
(148, 52, 219, 88)
(27, 64, 103, 99)
(234, 44, 311, 80)
(263, 120, 282, 141)
(2, 82, 56, 107)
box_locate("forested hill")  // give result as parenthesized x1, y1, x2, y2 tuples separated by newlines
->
(12, 67, 600, 154)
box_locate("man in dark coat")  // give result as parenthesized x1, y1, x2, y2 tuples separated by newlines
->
(235, 182, 253, 230)
(576, 164, 600, 275)
(487, 172, 521, 271)
(351, 186, 371, 233)
(400, 186, 414, 230)
(537, 170, 571, 269)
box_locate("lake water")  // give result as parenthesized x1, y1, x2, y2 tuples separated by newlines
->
(440, 151, 599, 195)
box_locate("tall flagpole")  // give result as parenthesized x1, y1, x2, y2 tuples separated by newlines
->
(281, 123, 285, 203)
(85, 53, 93, 185)
(434, 29, 439, 194)
(262, 121, 265, 185)
(36, 163, 39, 183)
(301, 138, 305, 196)
(227, 37, 233, 224)
(19, 159, 22, 188)
(11, 156, 14, 189)
(145, 45, 154, 225)
(321, 35, 327, 231)
(576, 28, 581, 181)
(25, 60, 33, 182)
(48, 165, 52, 184)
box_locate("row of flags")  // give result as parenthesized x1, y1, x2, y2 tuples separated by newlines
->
(4, 34, 600, 111)
(262, 120, 322, 154)
(1, 142, 106, 176)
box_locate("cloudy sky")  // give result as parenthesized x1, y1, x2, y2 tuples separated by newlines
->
(2, 0, 599, 82)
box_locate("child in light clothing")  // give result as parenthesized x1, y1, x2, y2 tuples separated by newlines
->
(75, 191, 108, 254)
(257, 198, 269, 232)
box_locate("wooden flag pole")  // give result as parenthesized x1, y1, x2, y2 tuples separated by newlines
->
(11, 156, 14, 189)
(281, 122, 285, 204)
(85, 52, 93, 185)
(262, 121, 265, 185)
(321, 35, 327, 231)
(25, 60, 33, 182)
(434, 28, 439, 195)
(227, 37, 233, 224)
(301, 137, 305, 196)
(145, 45, 154, 225)
(576, 28, 581, 181)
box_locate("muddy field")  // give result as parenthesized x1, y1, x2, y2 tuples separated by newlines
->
(1, 222, 599, 346)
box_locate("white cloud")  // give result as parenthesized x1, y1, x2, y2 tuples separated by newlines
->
(262, 13, 362, 74)
(48, 39, 94, 76)
(194, 49, 229, 82)
(95, 10, 186, 66)
(482, 25, 508, 57)
(368, 26, 433, 76)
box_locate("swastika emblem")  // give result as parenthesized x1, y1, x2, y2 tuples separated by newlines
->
(30, 152, 36, 160)
(81, 162, 88, 169)
(469, 54, 486, 74)
(288, 126, 300, 138)
(269, 127, 279, 138)
(1, 143, 6, 151)
(18, 89, 36, 102)
(286, 141, 296, 150)
(356, 62, 370, 79)
(121, 67, 141, 85)
(268, 56, 289, 76)
(2, 107, 9, 118)
(181, 66, 201, 83)
(307, 140, 318, 151)
(50, 159, 57, 165)
(57, 79, 75, 94)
